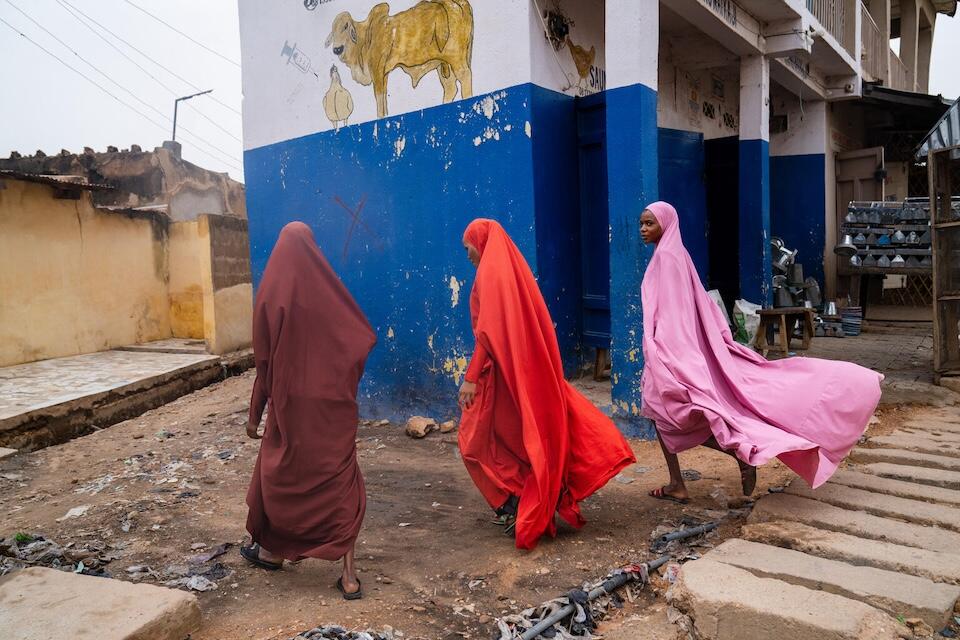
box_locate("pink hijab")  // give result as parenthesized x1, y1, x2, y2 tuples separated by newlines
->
(640, 202, 882, 488)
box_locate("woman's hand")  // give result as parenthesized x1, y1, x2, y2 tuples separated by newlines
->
(459, 381, 478, 410)
(246, 420, 263, 439)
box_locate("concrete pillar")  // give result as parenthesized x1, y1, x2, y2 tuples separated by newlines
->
(868, 0, 891, 83)
(917, 26, 934, 93)
(605, 0, 658, 429)
(739, 55, 772, 306)
(901, 0, 920, 91)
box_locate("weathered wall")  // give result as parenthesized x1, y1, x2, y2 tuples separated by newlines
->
(0, 147, 246, 220)
(199, 214, 253, 355)
(0, 179, 171, 367)
(168, 221, 206, 339)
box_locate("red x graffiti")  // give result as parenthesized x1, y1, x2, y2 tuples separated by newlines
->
(334, 195, 382, 260)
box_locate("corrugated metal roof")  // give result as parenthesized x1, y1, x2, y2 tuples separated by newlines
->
(916, 97, 960, 160)
(0, 169, 114, 191)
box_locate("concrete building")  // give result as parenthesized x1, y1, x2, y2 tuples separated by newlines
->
(237, 0, 956, 430)
(0, 168, 252, 367)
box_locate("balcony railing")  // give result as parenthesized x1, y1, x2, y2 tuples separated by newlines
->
(807, 0, 848, 51)
(860, 3, 884, 80)
(890, 50, 911, 91)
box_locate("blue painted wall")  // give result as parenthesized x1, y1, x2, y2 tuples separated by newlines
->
(738, 139, 772, 305)
(529, 85, 583, 373)
(245, 85, 542, 420)
(658, 128, 709, 283)
(605, 82, 658, 438)
(770, 154, 826, 288)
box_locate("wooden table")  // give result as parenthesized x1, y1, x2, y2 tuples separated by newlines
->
(753, 307, 816, 357)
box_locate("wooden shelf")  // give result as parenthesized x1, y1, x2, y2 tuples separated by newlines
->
(841, 224, 930, 233)
(934, 220, 960, 229)
(838, 266, 932, 276)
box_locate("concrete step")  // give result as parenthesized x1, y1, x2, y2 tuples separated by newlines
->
(741, 520, 960, 585)
(894, 427, 960, 444)
(859, 462, 960, 490)
(828, 468, 960, 507)
(785, 480, 960, 531)
(0, 566, 201, 640)
(749, 492, 960, 553)
(903, 419, 960, 434)
(868, 434, 960, 458)
(851, 447, 960, 472)
(706, 538, 960, 628)
(668, 558, 900, 640)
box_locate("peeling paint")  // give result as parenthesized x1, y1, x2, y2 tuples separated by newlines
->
(386, 327, 395, 339)
(504, 124, 512, 132)
(442, 354, 469, 386)
(448, 276, 461, 307)
(524, 121, 532, 138)
(628, 348, 639, 362)
(372, 122, 378, 141)
(394, 136, 406, 157)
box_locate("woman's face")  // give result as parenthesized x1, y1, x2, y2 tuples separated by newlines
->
(640, 210, 663, 244)
(464, 242, 481, 267)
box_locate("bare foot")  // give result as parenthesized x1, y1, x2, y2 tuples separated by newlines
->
(649, 483, 689, 504)
(257, 545, 282, 564)
(340, 573, 360, 594)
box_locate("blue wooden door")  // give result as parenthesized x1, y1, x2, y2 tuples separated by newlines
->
(576, 93, 610, 349)
(658, 128, 709, 284)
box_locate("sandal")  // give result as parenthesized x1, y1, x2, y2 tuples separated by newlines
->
(337, 576, 363, 600)
(502, 515, 517, 537)
(239, 543, 283, 571)
(740, 465, 758, 496)
(491, 513, 512, 526)
(649, 486, 690, 505)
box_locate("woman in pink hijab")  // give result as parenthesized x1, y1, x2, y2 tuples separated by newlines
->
(639, 201, 882, 503)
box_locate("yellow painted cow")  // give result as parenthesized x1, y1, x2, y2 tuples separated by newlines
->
(325, 0, 474, 118)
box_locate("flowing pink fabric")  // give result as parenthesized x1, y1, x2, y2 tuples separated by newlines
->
(640, 201, 882, 488)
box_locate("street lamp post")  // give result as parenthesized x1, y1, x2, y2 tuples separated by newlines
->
(172, 89, 213, 141)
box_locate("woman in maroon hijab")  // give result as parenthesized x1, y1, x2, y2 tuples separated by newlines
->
(240, 221, 376, 600)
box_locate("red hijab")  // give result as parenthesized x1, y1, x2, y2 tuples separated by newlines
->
(245, 221, 376, 560)
(461, 219, 635, 549)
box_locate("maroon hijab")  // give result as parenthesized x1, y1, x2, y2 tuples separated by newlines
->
(245, 221, 376, 560)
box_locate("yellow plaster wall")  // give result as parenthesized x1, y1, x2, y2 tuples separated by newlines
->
(197, 215, 252, 355)
(167, 221, 205, 339)
(0, 179, 171, 367)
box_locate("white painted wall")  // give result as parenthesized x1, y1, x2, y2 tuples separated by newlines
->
(239, 0, 532, 150)
(657, 45, 740, 139)
(530, 0, 606, 96)
(769, 84, 828, 157)
(606, 0, 658, 91)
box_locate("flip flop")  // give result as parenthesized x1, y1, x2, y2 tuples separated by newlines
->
(502, 515, 517, 537)
(491, 513, 511, 526)
(239, 543, 282, 571)
(649, 486, 690, 505)
(740, 465, 758, 496)
(337, 577, 363, 600)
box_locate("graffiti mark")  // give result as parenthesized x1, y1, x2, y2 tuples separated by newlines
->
(334, 194, 383, 259)
(325, 0, 475, 118)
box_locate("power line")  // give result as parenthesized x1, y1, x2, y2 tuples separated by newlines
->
(3, 0, 241, 167)
(53, 0, 241, 142)
(123, 0, 241, 69)
(58, 0, 242, 117)
(0, 15, 242, 172)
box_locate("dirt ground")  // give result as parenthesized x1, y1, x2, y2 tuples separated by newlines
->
(0, 371, 916, 640)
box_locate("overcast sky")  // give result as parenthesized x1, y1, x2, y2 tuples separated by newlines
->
(1, 0, 958, 185)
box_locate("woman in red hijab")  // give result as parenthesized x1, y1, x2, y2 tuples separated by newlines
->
(458, 219, 636, 550)
(241, 222, 376, 600)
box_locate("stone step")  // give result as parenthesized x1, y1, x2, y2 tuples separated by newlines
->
(706, 538, 960, 628)
(828, 469, 960, 507)
(894, 427, 960, 444)
(0, 566, 201, 640)
(868, 434, 960, 458)
(785, 480, 960, 531)
(741, 520, 960, 585)
(668, 558, 900, 640)
(851, 447, 960, 472)
(903, 418, 960, 434)
(859, 462, 960, 490)
(749, 492, 960, 553)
